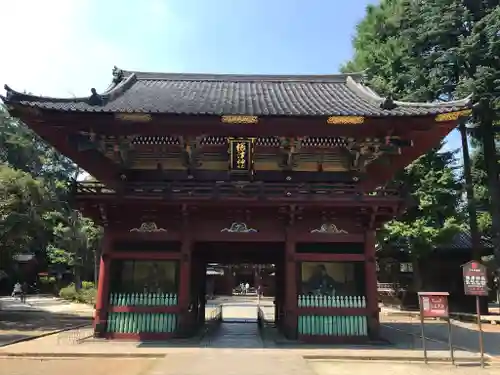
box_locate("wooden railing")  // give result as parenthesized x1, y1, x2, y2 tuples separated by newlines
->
(74, 181, 403, 202)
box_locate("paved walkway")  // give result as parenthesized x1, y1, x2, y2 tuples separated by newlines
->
(381, 308, 500, 357)
(0, 295, 92, 347)
(0, 296, 495, 375)
(0, 295, 94, 316)
(202, 323, 264, 348)
(147, 349, 317, 375)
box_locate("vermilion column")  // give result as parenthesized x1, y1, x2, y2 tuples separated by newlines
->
(364, 230, 379, 338)
(94, 231, 112, 337)
(178, 216, 192, 335)
(284, 227, 297, 339)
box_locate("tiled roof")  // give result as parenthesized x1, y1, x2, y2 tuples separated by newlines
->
(1, 68, 472, 117)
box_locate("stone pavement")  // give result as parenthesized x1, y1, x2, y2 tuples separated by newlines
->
(147, 349, 317, 375)
(0, 295, 495, 375)
(0, 358, 158, 375)
(380, 308, 500, 358)
(0, 295, 92, 347)
(201, 322, 264, 348)
(309, 361, 498, 375)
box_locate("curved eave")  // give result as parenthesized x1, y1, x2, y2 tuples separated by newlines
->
(1, 73, 137, 109)
(1, 101, 471, 121)
(345, 76, 473, 110)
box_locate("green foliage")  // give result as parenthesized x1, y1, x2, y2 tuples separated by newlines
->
(59, 283, 96, 304)
(378, 148, 464, 258)
(46, 209, 102, 290)
(0, 164, 51, 260)
(0, 102, 102, 285)
(344, 1, 468, 261)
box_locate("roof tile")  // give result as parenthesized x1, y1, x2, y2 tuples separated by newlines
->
(2, 70, 471, 117)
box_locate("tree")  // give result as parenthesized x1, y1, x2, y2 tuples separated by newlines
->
(0, 164, 50, 265)
(0, 103, 100, 286)
(46, 209, 102, 291)
(0, 105, 77, 184)
(343, 0, 500, 264)
(377, 146, 463, 290)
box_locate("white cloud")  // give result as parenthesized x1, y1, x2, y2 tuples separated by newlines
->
(0, 0, 196, 98)
(0, 0, 139, 97)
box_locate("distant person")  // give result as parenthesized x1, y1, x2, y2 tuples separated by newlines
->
(11, 282, 22, 300)
(21, 281, 28, 303)
(245, 282, 250, 295)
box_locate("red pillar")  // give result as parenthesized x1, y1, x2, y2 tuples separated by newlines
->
(178, 217, 192, 335)
(284, 228, 297, 339)
(364, 230, 379, 338)
(94, 231, 112, 337)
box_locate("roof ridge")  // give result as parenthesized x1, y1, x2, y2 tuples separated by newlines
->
(121, 69, 366, 83)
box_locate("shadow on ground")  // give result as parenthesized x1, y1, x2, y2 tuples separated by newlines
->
(0, 310, 92, 346)
(381, 321, 500, 356)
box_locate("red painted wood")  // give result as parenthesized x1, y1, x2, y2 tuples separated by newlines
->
(94, 233, 112, 334)
(364, 230, 379, 338)
(109, 306, 180, 313)
(295, 253, 365, 262)
(297, 307, 369, 316)
(112, 230, 181, 242)
(104, 332, 176, 340)
(76, 194, 401, 209)
(284, 228, 298, 338)
(298, 334, 369, 344)
(178, 224, 192, 333)
(29, 111, 417, 138)
(94, 255, 110, 329)
(108, 252, 181, 260)
(294, 233, 365, 243)
(365, 122, 456, 188)
(194, 232, 284, 242)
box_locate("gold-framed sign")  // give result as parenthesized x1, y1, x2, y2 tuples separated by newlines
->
(228, 138, 254, 172)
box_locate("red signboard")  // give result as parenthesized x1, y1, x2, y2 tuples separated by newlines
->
(462, 261, 488, 296)
(418, 292, 449, 318)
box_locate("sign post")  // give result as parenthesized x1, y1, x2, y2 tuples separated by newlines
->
(418, 292, 452, 364)
(462, 260, 488, 368)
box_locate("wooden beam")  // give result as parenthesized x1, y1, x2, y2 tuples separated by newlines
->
(13, 106, 439, 138)
(29, 122, 122, 186)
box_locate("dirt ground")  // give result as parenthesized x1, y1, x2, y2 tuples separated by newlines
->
(0, 311, 91, 346)
(0, 358, 159, 375)
(309, 361, 499, 375)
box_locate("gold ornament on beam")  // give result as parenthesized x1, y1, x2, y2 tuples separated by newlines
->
(130, 222, 167, 233)
(327, 116, 365, 125)
(434, 109, 472, 122)
(115, 113, 152, 122)
(221, 115, 259, 124)
(310, 223, 348, 234)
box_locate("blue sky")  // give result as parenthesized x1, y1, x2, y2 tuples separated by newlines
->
(0, 0, 460, 153)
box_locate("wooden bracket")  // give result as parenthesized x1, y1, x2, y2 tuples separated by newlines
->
(369, 206, 378, 229)
(279, 137, 302, 171)
(179, 136, 203, 172)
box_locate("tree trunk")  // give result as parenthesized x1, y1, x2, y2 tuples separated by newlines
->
(481, 116, 500, 267)
(459, 120, 481, 260)
(74, 266, 81, 292)
(411, 257, 423, 291)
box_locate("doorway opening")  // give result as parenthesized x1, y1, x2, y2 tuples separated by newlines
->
(189, 242, 285, 347)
